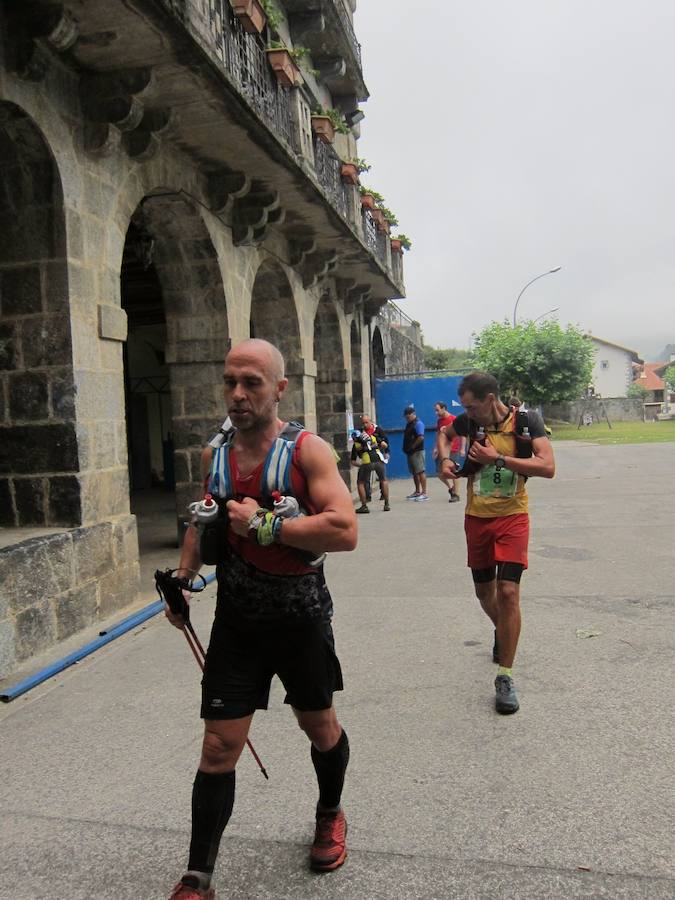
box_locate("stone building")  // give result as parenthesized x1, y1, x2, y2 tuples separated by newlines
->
(0, 0, 409, 677)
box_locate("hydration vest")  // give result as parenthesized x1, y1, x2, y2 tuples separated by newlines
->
(208, 421, 306, 505)
(458, 408, 534, 477)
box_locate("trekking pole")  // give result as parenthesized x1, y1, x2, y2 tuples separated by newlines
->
(155, 569, 269, 780)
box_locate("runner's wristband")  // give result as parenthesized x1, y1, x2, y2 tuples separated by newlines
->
(255, 511, 276, 546)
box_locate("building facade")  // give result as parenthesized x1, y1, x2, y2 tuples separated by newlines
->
(589, 336, 642, 398)
(0, 0, 409, 677)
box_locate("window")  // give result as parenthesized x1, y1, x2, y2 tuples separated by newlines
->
(600, 360, 609, 370)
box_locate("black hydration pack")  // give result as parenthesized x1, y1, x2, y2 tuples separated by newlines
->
(457, 408, 534, 477)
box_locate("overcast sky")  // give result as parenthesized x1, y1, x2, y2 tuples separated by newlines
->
(354, 0, 674, 360)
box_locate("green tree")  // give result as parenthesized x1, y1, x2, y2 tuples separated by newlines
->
(471, 320, 594, 405)
(422, 345, 473, 371)
(626, 381, 649, 399)
(663, 365, 675, 391)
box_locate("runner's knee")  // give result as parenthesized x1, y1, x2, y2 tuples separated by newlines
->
(497, 579, 520, 607)
(201, 728, 246, 769)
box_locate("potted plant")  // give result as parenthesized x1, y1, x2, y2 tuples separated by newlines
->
(311, 113, 335, 144)
(311, 106, 350, 144)
(371, 207, 387, 231)
(340, 157, 370, 184)
(230, 0, 267, 34)
(358, 185, 384, 210)
(265, 42, 302, 88)
(380, 206, 399, 228)
(391, 234, 412, 252)
(260, 0, 284, 29)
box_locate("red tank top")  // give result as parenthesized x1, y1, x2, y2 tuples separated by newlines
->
(226, 432, 317, 575)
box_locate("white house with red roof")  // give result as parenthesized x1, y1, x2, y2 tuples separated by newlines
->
(588, 336, 643, 397)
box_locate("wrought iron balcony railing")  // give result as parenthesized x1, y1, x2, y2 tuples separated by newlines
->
(166, 0, 296, 150)
(361, 209, 388, 267)
(331, 0, 362, 69)
(312, 136, 347, 219)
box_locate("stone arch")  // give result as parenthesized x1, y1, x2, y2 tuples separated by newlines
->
(350, 319, 364, 417)
(249, 259, 304, 422)
(372, 325, 385, 379)
(120, 193, 229, 539)
(0, 101, 76, 528)
(313, 293, 348, 480)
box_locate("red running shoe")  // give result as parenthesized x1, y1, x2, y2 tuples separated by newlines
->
(168, 877, 215, 899)
(309, 807, 348, 871)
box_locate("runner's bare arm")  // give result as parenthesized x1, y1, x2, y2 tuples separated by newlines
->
(163, 525, 202, 628)
(438, 424, 460, 475)
(281, 434, 357, 552)
(469, 434, 555, 478)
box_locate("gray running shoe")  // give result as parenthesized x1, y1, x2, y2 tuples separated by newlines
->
(494, 674, 519, 714)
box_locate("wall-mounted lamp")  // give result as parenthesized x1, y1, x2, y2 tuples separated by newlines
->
(344, 109, 365, 128)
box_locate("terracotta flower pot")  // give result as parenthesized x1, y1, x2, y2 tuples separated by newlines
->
(311, 115, 335, 144)
(230, 0, 266, 34)
(265, 49, 301, 88)
(340, 163, 359, 185)
(360, 193, 375, 210)
(390, 238, 403, 253)
(371, 207, 387, 231)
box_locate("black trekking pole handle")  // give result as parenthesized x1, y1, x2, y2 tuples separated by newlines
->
(154, 569, 269, 780)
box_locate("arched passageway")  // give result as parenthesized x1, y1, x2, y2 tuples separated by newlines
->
(120, 193, 228, 544)
(0, 102, 74, 528)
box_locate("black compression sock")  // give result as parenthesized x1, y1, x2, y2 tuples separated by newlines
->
(187, 769, 236, 875)
(311, 729, 350, 811)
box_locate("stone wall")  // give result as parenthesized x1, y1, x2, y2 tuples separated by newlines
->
(542, 398, 645, 424)
(0, 515, 138, 678)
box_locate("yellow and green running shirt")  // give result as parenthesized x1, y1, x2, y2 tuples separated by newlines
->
(452, 410, 547, 518)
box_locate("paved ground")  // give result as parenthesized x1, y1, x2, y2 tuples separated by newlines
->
(1, 442, 673, 899)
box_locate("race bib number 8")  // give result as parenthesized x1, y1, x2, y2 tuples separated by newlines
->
(474, 464, 518, 498)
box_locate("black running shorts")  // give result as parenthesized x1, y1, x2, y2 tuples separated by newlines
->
(201, 612, 344, 720)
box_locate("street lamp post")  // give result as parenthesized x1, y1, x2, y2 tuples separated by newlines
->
(513, 267, 561, 327)
(532, 306, 560, 324)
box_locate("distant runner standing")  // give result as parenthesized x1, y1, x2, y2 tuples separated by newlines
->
(432, 401, 461, 503)
(439, 371, 555, 714)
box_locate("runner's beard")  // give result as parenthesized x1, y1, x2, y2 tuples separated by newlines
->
(229, 401, 278, 432)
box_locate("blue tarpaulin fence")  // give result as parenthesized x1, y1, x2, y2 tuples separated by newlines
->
(374, 375, 464, 479)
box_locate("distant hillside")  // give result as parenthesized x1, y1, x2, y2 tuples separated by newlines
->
(657, 344, 675, 361)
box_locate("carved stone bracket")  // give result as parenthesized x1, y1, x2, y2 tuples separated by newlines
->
(313, 56, 347, 79)
(122, 108, 172, 161)
(301, 249, 338, 289)
(207, 171, 252, 217)
(4, 1, 79, 81)
(80, 68, 167, 158)
(288, 235, 317, 268)
(232, 182, 284, 245)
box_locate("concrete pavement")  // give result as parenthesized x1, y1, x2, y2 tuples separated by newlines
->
(1, 442, 673, 899)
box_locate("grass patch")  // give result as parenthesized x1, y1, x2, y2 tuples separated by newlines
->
(550, 419, 675, 444)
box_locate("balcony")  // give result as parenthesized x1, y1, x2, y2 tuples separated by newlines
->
(283, 0, 367, 100)
(29, 0, 401, 300)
